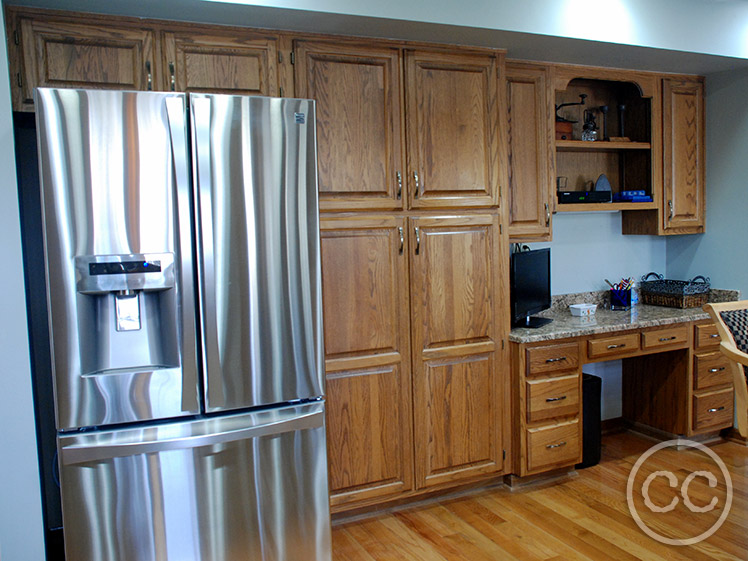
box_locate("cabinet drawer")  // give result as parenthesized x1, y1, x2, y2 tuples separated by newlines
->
(694, 323, 721, 350)
(641, 325, 689, 350)
(693, 388, 734, 432)
(587, 333, 640, 359)
(694, 352, 732, 390)
(526, 374, 580, 423)
(526, 343, 579, 376)
(526, 419, 580, 472)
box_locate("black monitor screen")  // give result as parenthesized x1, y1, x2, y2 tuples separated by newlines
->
(510, 248, 551, 328)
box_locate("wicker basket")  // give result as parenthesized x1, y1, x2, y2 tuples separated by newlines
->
(639, 273, 711, 309)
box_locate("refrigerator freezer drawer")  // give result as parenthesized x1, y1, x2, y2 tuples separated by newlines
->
(58, 401, 331, 561)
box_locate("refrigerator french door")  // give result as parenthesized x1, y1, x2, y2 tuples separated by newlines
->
(35, 88, 330, 561)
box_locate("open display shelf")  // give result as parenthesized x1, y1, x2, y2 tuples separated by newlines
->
(555, 77, 656, 212)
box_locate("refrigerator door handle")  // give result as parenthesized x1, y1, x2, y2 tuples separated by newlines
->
(60, 405, 324, 465)
(190, 96, 224, 408)
(164, 95, 200, 412)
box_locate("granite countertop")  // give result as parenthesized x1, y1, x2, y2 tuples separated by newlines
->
(509, 288, 740, 344)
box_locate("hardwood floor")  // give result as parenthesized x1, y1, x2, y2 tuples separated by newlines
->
(331, 432, 748, 560)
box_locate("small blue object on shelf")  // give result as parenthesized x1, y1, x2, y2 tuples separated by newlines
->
(610, 288, 632, 310)
(613, 190, 653, 203)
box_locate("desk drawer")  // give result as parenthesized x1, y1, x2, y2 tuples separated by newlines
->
(693, 387, 734, 432)
(526, 374, 579, 423)
(695, 323, 721, 350)
(641, 325, 689, 350)
(694, 352, 732, 390)
(526, 419, 580, 472)
(526, 343, 579, 376)
(587, 333, 640, 359)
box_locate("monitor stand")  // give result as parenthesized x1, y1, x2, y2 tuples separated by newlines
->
(516, 315, 553, 329)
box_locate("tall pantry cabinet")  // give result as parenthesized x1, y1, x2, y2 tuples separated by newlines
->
(295, 39, 510, 510)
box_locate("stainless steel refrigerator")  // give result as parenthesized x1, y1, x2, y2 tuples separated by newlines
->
(34, 88, 331, 561)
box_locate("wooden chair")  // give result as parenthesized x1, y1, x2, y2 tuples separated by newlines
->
(704, 300, 748, 438)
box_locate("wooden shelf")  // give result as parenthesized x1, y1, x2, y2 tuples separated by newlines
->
(556, 140, 651, 151)
(556, 201, 658, 212)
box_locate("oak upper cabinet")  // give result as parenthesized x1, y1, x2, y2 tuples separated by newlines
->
(319, 215, 413, 510)
(409, 214, 505, 488)
(505, 62, 554, 241)
(162, 30, 279, 95)
(12, 15, 157, 110)
(294, 41, 405, 211)
(405, 50, 501, 209)
(662, 77, 705, 234)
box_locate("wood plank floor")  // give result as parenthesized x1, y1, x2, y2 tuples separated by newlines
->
(331, 432, 748, 560)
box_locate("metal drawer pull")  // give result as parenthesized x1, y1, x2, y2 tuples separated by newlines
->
(659, 336, 677, 342)
(413, 171, 420, 198)
(398, 227, 404, 254)
(710, 334, 720, 338)
(607, 343, 626, 349)
(708, 407, 725, 413)
(414, 227, 420, 255)
(546, 395, 567, 403)
(709, 367, 726, 373)
(546, 441, 567, 449)
(396, 171, 402, 200)
(545, 357, 566, 363)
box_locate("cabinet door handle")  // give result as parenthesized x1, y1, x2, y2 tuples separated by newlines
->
(545, 203, 550, 227)
(607, 343, 626, 349)
(668, 199, 674, 220)
(546, 395, 567, 403)
(546, 441, 567, 449)
(169, 61, 176, 91)
(396, 171, 402, 200)
(710, 334, 720, 339)
(145, 60, 153, 91)
(659, 336, 677, 342)
(398, 227, 404, 255)
(545, 357, 566, 363)
(708, 406, 725, 413)
(414, 227, 420, 255)
(709, 367, 726, 373)
(413, 171, 420, 198)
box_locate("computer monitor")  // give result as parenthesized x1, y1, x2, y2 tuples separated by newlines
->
(510, 247, 552, 328)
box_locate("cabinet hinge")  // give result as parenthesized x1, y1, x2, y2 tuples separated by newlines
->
(279, 86, 284, 97)
(16, 72, 22, 89)
(13, 30, 20, 45)
(502, 339, 505, 350)
(290, 51, 295, 65)
(499, 223, 503, 235)
(503, 449, 506, 460)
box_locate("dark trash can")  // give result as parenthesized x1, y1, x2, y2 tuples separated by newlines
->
(576, 373, 602, 469)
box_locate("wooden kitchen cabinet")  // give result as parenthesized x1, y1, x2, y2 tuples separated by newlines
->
(162, 30, 279, 95)
(505, 61, 554, 241)
(11, 14, 157, 110)
(405, 50, 501, 209)
(294, 41, 404, 211)
(662, 77, 706, 234)
(410, 214, 505, 488)
(319, 215, 413, 510)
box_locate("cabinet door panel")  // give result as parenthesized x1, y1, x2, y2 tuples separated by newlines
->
(19, 18, 155, 104)
(410, 214, 504, 488)
(506, 63, 554, 240)
(663, 78, 705, 233)
(320, 216, 412, 507)
(326, 364, 412, 506)
(163, 31, 278, 95)
(405, 51, 499, 208)
(416, 355, 499, 487)
(295, 42, 404, 211)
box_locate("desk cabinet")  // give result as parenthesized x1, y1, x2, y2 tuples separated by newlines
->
(512, 320, 735, 478)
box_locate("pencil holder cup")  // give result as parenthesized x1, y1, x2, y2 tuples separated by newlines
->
(610, 289, 632, 310)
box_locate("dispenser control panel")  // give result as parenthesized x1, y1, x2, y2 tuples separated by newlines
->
(89, 260, 162, 276)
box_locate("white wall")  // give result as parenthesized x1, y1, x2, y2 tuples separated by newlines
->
(0, 8, 46, 561)
(666, 68, 748, 297)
